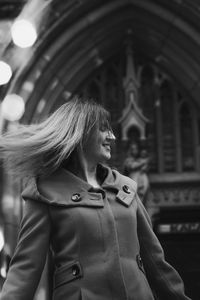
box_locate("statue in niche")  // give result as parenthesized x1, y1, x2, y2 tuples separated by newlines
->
(123, 140, 150, 204)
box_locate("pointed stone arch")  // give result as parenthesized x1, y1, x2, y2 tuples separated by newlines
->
(3, 0, 200, 124)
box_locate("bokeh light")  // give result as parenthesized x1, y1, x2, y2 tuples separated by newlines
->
(11, 19, 37, 48)
(1, 94, 25, 121)
(0, 61, 12, 85)
(0, 228, 4, 252)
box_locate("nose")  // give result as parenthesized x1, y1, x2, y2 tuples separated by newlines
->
(107, 130, 116, 140)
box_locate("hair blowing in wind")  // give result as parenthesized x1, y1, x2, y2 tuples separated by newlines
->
(0, 97, 110, 179)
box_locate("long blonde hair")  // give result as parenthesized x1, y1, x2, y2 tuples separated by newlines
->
(0, 96, 111, 179)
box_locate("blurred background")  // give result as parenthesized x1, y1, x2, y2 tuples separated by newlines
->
(0, 0, 200, 299)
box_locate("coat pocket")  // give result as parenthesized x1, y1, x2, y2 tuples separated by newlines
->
(54, 261, 83, 289)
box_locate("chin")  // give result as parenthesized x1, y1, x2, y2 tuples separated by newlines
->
(98, 155, 110, 164)
(103, 154, 111, 161)
(97, 150, 111, 163)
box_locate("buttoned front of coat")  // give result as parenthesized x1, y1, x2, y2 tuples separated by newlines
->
(0, 165, 191, 300)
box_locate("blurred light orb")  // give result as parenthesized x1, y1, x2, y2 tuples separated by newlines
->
(0, 266, 7, 279)
(0, 61, 12, 85)
(11, 19, 37, 48)
(2, 94, 25, 121)
(0, 228, 4, 252)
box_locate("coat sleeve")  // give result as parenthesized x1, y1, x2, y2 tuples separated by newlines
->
(136, 194, 191, 300)
(0, 199, 51, 300)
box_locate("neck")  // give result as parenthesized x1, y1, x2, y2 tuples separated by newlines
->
(80, 159, 101, 188)
(66, 150, 101, 188)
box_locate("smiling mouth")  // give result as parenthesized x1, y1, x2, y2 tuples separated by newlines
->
(103, 144, 111, 151)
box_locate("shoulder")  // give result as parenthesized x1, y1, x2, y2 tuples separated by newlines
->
(103, 164, 137, 193)
(113, 167, 137, 189)
(21, 169, 71, 204)
(21, 167, 92, 206)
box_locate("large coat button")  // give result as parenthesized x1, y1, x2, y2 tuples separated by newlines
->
(123, 185, 131, 194)
(71, 193, 81, 202)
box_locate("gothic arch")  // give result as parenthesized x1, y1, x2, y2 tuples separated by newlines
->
(4, 0, 200, 123)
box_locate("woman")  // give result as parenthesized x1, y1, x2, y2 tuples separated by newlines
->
(0, 97, 191, 300)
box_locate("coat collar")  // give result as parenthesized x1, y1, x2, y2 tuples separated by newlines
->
(22, 164, 137, 208)
(101, 166, 137, 207)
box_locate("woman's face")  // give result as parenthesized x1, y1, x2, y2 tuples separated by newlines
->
(83, 125, 116, 164)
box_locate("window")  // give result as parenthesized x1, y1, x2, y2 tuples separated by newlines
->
(78, 53, 200, 174)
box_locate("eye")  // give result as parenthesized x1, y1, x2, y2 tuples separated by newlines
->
(99, 124, 107, 132)
(99, 120, 111, 132)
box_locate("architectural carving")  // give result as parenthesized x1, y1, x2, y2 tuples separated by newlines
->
(119, 31, 149, 141)
(147, 186, 200, 207)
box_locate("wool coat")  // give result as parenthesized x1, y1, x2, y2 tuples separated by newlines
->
(0, 164, 191, 300)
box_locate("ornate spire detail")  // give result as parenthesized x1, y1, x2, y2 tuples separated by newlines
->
(119, 30, 148, 141)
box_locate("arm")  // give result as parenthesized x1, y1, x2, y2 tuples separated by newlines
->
(0, 199, 51, 300)
(136, 195, 191, 300)
(124, 157, 146, 173)
(140, 158, 149, 172)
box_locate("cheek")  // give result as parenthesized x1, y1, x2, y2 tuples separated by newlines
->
(90, 133, 102, 147)
(84, 137, 100, 154)
(84, 130, 103, 153)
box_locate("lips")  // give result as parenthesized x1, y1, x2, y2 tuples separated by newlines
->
(103, 144, 111, 151)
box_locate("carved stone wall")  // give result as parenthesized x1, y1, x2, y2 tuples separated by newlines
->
(147, 184, 200, 207)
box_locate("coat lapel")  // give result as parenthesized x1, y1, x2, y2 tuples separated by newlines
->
(22, 165, 137, 208)
(101, 165, 137, 207)
(22, 168, 104, 208)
